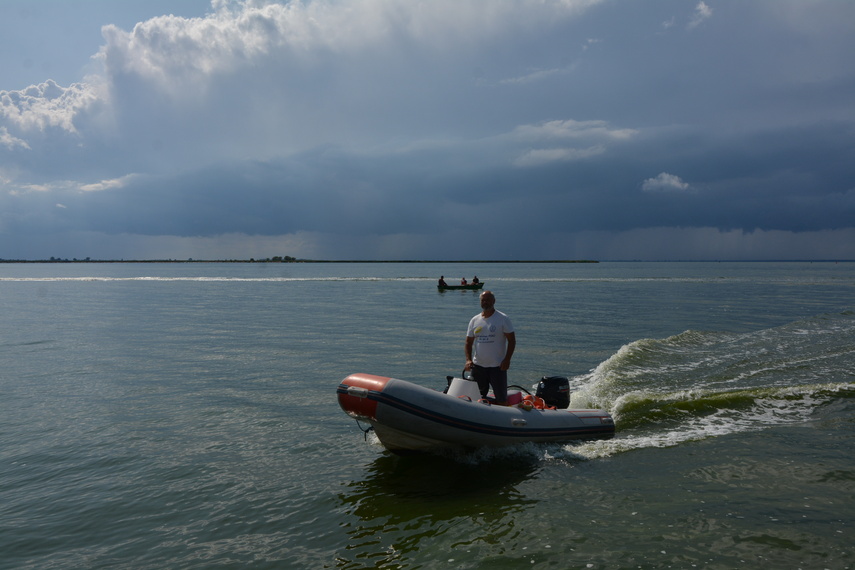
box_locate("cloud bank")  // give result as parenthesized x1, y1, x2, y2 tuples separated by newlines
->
(1, 0, 854, 260)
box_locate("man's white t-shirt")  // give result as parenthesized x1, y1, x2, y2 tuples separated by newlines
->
(466, 310, 514, 368)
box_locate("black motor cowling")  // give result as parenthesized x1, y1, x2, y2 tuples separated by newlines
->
(536, 376, 570, 409)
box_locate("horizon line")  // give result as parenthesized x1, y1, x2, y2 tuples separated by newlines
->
(2, 258, 854, 264)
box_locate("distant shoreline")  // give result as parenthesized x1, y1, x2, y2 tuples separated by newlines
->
(0, 258, 600, 264)
(1, 258, 852, 264)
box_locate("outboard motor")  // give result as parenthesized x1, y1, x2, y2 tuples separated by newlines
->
(536, 376, 570, 409)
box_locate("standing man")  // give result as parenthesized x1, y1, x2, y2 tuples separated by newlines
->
(465, 290, 516, 404)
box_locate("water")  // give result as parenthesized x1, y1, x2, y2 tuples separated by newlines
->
(1, 261, 853, 569)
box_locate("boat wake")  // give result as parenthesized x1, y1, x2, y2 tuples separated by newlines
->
(555, 311, 855, 460)
(422, 312, 855, 464)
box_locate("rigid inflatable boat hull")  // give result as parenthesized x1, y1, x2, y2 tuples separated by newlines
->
(337, 373, 614, 453)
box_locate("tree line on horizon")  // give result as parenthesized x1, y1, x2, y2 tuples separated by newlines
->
(1, 256, 599, 263)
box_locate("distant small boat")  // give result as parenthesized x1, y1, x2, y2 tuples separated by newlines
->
(438, 282, 484, 291)
(337, 373, 615, 454)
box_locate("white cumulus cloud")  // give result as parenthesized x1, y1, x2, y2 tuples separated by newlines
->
(642, 172, 691, 193)
(0, 126, 30, 150)
(0, 80, 101, 134)
(688, 1, 713, 29)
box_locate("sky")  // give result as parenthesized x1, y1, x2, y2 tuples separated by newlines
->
(1, 0, 854, 261)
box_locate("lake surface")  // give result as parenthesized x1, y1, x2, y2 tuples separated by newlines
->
(1, 261, 853, 568)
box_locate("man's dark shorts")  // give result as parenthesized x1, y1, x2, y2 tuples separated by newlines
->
(471, 364, 508, 403)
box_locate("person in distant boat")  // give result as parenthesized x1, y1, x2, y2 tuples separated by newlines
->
(461, 277, 468, 285)
(472, 276, 480, 284)
(464, 290, 516, 405)
(438, 276, 447, 287)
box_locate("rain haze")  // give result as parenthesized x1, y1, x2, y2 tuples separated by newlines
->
(1, 0, 853, 260)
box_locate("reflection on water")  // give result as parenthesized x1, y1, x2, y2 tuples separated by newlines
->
(335, 453, 540, 567)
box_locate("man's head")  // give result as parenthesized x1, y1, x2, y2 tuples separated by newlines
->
(480, 290, 495, 312)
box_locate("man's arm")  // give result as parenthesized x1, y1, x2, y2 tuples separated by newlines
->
(464, 336, 474, 371)
(500, 332, 516, 371)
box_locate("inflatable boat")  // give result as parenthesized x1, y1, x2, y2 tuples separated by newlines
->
(336, 373, 615, 454)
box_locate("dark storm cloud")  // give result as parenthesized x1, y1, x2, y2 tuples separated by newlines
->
(8, 118, 848, 247)
(1, 0, 854, 260)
